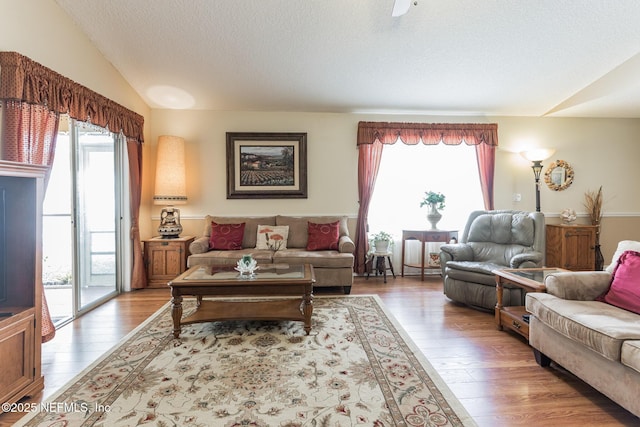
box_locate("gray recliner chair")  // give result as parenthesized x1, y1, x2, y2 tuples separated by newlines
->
(439, 210, 545, 311)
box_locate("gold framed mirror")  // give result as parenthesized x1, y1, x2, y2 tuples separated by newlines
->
(544, 159, 574, 191)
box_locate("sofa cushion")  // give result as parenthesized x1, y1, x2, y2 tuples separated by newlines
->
(526, 292, 640, 361)
(209, 222, 245, 250)
(622, 340, 640, 374)
(276, 215, 348, 248)
(606, 240, 640, 274)
(597, 250, 640, 315)
(306, 221, 340, 250)
(204, 216, 276, 248)
(273, 249, 354, 268)
(188, 249, 273, 267)
(467, 212, 534, 246)
(256, 225, 289, 250)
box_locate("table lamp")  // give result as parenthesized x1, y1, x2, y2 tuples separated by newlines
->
(153, 135, 187, 238)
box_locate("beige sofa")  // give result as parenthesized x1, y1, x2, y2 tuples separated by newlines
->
(526, 241, 640, 417)
(188, 215, 355, 294)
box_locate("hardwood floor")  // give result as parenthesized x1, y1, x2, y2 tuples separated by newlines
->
(1, 275, 638, 426)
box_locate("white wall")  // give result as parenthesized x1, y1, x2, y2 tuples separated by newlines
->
(150, 111, 640, 217)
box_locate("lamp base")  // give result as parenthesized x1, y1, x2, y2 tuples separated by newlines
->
(158, 207, 182, 239)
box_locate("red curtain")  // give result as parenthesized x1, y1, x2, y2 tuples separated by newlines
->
(354, 121, 498, 273)
(354, 141, 384, 274)
(127, 138, 147, 289)
(475, 142, 496, 210)
(1, 100, 59, 343)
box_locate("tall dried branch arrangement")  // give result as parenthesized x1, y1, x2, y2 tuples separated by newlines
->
(584, 186, 603, 226)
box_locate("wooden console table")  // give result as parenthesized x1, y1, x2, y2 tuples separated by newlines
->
(401, 229, 458, 281)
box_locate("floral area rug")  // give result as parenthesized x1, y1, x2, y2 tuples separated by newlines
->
(18, 295, 476, 426)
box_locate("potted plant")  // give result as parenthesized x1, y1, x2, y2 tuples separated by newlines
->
(420, 191, 446, 230)
(369, 230, 393, 253)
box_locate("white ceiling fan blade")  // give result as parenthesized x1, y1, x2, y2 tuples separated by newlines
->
(392, 0, 411, 17)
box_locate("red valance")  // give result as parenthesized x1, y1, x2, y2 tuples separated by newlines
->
(357, 121, 498, 146)
(0, 51, 144, 142)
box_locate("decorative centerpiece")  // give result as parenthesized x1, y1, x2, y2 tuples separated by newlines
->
(560, 208, 577, 224)
(420, 191, 446, 230)
(235, 254, 258, 278)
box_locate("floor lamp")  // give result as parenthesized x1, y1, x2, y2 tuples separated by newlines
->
(521, 149, 555, 212)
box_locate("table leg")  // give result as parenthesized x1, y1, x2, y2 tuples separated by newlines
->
(401, 238, 405, 277)
(387, 256, 396, 279)
(302, 286, 314, 335)
(171, 288, 183, 338)
(420, 241, 426, 281)
(495, 276, 504, 330)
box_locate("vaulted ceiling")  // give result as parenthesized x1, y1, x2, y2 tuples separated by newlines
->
(55, 0, 640, 117)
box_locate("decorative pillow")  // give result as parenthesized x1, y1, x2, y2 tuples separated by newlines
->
(209, 222, 245, 250)
(306, 221, 340, 251)
(596, 250, 640, 315)
(256, 225, 289, 250)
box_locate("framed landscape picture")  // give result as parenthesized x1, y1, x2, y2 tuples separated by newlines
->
(226, 132, 308, 199)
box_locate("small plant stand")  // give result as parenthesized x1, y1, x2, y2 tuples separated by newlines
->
(366, 250, 396, 283)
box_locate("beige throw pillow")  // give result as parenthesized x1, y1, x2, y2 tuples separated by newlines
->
(606, 240, 640, 273)
(256, 225, 289, 250)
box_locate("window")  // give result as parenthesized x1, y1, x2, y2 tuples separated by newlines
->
(368, 142, 484, 271)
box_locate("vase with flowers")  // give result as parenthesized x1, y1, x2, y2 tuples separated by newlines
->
(584, 186, 604, 270)
(420, 191, 446, 230)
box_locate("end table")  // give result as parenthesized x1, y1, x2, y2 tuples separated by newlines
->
(143, 235, 194, 288)
(493, 267, 567, 340)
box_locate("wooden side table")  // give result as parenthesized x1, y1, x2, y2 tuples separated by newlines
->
(143, 236, 194, 288)
(400, 230, 458, 280)
(493, 268, 567, 340)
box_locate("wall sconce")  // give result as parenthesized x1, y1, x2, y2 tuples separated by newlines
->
(520, 148, 556, 212)
(153, 135, 187, 238)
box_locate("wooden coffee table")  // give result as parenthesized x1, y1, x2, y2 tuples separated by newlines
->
(493, 267, 567, 339)
(169, 263, 315, 338)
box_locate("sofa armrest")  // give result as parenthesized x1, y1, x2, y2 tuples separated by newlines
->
(189, 236, 210, 254)
(439, 243, 474, 261)
(339, 235, 355, 254)
(510, 251, 543, 268)
(544, 271, 612, 301)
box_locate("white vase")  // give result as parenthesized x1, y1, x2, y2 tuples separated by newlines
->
(427, 204, 442, 230)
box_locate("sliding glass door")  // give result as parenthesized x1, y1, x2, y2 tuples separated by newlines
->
(74, 123, 120, 310)
(43, 118, 122, 324)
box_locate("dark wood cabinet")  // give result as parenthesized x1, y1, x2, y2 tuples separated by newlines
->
(0, 161, 46, 409)
(143, 236, 194, 288)
(545, 224, 597, 271)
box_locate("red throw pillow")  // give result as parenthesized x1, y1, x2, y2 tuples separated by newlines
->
(596, 250, 640, 314)
(209, 222, 245, 250)
(306, 221, 340, 251)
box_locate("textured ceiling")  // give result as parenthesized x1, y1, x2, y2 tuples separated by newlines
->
(55, 0, 640, 117)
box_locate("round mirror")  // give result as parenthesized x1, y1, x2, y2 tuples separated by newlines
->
(544, 160, 574, 191)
